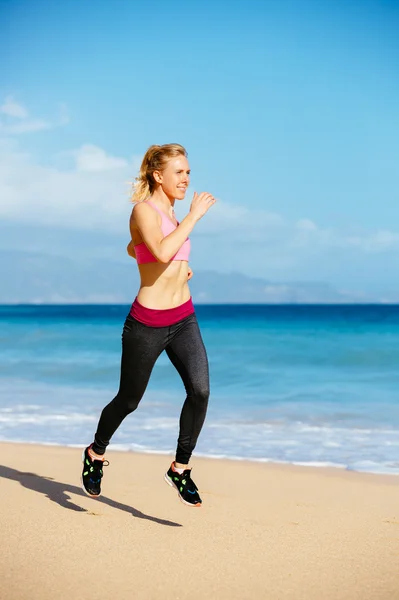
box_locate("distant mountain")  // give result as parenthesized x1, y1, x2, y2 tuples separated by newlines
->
(188, 270, 364, 304)
(1, 250, 136, 304)
(0, 249, 377, 304)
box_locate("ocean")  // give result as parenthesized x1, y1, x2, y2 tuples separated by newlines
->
(1, 304, 398, 475)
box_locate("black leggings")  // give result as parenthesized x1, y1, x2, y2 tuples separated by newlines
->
(92, 312, 210, 464)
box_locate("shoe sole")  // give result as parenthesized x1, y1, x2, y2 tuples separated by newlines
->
(80, 448, 101, 498)
(163, 473, 202, 507)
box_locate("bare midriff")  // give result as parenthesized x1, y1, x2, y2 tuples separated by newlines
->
(136, 261, 191, 309)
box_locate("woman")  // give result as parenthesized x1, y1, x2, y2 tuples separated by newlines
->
(81, 143, 216, 507)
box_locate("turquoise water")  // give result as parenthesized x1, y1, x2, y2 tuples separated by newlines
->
(1, 304, 399, 474)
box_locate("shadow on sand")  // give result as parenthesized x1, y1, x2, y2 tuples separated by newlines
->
(0, 465, 182, 528)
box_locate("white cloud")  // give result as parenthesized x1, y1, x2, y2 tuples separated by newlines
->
(2, 134, 399, 259)
(187, 196, 399, 282)
(1, 118, 53, 135)
(346, 230, 399, 252)
(0, 138, 139, 232)
(0, 96, 28, 119)
(74, 144, 129, 172)
(296, 218, 317, 231)
(0, 97, 135, 230)
(0, 96, 69, 135)
(1, 93, 399, 287)
(201, 201, 283, 234)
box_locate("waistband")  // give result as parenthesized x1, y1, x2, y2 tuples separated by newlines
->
(129, 297, 195, 327)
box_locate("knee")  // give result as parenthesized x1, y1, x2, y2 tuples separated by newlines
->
(191, 384, 210, 408)
(112, 392, 141, 416)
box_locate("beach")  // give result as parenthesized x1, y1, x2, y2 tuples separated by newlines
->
(1, 442, 398, 600)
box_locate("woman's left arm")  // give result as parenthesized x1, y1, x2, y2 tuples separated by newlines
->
(127, 241, 136, 259)
(127, 210, 137, 259)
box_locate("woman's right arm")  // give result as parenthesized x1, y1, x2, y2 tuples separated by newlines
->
(134, 192, 215, 264)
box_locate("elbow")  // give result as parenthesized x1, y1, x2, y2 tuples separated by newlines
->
(146, 242, 172, 263)
(156, 247, 173, 263)
(154, 243, 172, 263)
(157, 252, 171, 264)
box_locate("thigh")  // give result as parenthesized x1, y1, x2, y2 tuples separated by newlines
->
(118, 315, 166, 396)
(165, 315, 209, 393)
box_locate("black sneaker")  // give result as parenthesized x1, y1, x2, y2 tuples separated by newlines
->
(164, 463, 202, 507)
(81, 445, 109, 497)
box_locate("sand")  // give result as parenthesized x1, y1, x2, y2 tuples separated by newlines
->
(0, 442, 398, 600)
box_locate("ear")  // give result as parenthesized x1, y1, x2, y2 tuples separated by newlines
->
(153, 170, 163, 184)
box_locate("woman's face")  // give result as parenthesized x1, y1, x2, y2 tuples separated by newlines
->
(156, 155, 190, 201)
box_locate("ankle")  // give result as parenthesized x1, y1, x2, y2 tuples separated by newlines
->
(88, 447, 105, 461)
(173, 461, 189, 474)
(174, 461, 188, 469)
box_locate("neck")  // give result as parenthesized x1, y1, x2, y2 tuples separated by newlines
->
(150, 188, 175, 211)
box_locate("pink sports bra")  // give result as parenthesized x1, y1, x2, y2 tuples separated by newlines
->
(133, 200, 191, 264)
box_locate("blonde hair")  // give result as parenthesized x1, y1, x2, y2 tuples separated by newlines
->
(131, 143, 188, 203)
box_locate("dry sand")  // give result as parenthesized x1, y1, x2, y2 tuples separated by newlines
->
(0, 442, 398, 600)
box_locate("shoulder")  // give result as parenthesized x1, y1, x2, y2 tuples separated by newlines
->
(132, 201, 153, 217)
(133, 201, 150, 215)
(132, 201, 160, 226)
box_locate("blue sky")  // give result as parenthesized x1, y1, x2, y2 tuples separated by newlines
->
(1, 0, 399, 297)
